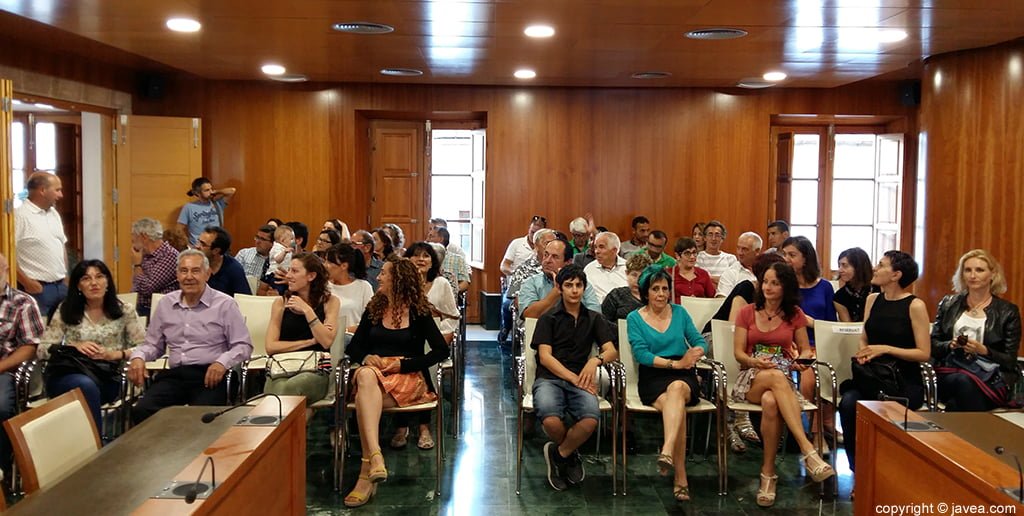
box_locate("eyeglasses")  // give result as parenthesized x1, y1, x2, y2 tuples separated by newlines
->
(317, 237, 333, 244)
(254, 235, 273, 242)
(680, 250, 698, 257)
(704, 232, 724, 239)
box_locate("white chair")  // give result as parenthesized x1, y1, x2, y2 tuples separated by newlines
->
(812, 321, 863, 410)
(616, 320, 724, 495)
(144, 293, 167, 371)
(245, 275, 260, 296)
(677, 297, 725, 337)
(115, 292, 138, 307)
(236, 293, 278, 395)
(708, 320, 824, 494)
(515, 317, 618, 495)
(3, 389, 101, 493)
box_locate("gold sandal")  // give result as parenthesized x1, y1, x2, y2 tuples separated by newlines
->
(366, 450, 388, 483)
(673, 484, 691, 502)
(343, 475, 378, 508)
(756, 473, 778, 507)
(801, 450, 835, 483)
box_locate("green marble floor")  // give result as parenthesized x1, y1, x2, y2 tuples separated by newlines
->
(304, 332, 855, 515)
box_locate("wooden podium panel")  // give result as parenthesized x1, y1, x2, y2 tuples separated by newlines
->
(855, 401, 1023, 515)
(7, 396, 306, 515)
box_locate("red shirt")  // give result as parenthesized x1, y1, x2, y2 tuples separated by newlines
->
(672, 266, 715, 302)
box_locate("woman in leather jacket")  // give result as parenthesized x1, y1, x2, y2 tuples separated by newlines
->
(931, 249, 1021, 411)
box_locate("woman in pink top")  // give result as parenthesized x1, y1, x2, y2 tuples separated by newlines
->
(670, 237, 715, 302)
(731, 262, 834, 507)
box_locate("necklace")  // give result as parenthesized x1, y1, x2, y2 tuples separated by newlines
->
(390, 303, 403, 327)
(763, 306, 782, 321)
(967, 296, 992, 317)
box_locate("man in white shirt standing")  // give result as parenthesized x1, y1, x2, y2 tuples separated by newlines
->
(583, 232, 628, 303)
(695, 220, 738, 290)
(716, 232, 762, 297)
(499, 215, 547, 344)
(14, 172, 68, 316)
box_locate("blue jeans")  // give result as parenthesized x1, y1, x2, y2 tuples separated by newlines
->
(533, 377, 600, 422)
(27, 281, 68, 320)
(46, 373, 121, 430)
(0, 373, 17, 471)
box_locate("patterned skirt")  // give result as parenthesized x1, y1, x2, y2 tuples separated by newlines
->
(731, 367, 806, 405)
(352, 365, 437, 407)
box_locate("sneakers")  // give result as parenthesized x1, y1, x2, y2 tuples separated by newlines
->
(565, 451, 585, 485)
(544, 442, 568, 491)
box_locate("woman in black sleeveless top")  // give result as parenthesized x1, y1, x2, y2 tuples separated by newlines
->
(838, 251, 931, 484)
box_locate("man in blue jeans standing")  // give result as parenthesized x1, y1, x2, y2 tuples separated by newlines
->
(0, 253, 44, 474)
(530, 265, 617, 491)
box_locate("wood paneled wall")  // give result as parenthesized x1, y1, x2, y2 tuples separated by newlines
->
(919, 39, 1024, 312)
(185, 81, 915, 299)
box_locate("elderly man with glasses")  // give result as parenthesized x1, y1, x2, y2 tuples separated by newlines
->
(131, 217, 181, 316)
(696, 220, 738, 290)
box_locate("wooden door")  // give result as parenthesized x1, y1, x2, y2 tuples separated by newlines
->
(114, 115, 201, 285)
(0, 79, 13, 271)
(773, 132, 794, 222)
(370, 121, 425, 246)
(53, 122, 82, 261)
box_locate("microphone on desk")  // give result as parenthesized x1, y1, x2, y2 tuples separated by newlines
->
(201, 392, 283, 425)
(881, 393, 910, 431)
(995, 446, 1024, 503)
(184, 456, 216, 504)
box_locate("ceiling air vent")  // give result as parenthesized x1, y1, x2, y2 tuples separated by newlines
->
(736, 77, 776, 89)
(685, 28, 748, 40)
(269, 73, 308, 83)
(631, 71, 672, 79)
(331, 22, 395, 34)
(380, 68, 424, 77)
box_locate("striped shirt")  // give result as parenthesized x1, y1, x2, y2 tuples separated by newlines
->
(0, 285, 44, 360)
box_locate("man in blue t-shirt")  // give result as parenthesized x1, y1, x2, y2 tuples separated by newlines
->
(178, 178, 237, 246)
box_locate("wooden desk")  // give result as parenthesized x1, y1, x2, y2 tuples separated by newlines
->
(855, 401, 1024, 515)
(7, 396, 306, 515)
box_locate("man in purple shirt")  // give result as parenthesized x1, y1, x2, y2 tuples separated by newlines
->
(128, 249, 252, 424)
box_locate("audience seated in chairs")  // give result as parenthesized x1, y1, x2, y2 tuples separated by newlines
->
(263, 253, 340, 420)
(530, 264, 617, 492)
(127, 249, 253, 424)
(582, 232, 628, 303)
(625, 265, 707, 501)
(715, 231, 762, 298)
(0, 252, 44, 475)
(389, 242, 459, 451)
(342, 256, 449, 508)
(732, 261, 834, 507)
(838, 251, 930, 494)
(931, 249, 1021, 411)
(39, 260, 145, 429)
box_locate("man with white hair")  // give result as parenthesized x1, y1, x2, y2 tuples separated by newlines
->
(568, 216, 592, 258)
(583, 232, 628, 303)
(506, 228, 556, 304)
(128, 249, 252, 423)
(131, 217, 180, 316)
(716, 231, 762, 297)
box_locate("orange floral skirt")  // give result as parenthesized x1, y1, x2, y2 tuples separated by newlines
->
(351, 363, 437, 407)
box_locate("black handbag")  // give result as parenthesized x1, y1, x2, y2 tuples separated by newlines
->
(936, 349, 1008, 404)
(851, 356, 904, 399)
(43, 345, 119, 386)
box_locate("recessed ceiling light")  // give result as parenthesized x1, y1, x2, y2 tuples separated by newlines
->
(737, 77, 777, 89)
(514, 69, 537, 79)
(763, 71, 787, 81)
(631, 71, 672, 79)
(524, 25, 555, 38)
(685, 28, 748, 40)
(380, 68, 424, 77)
(877, 29, 908, 43)
(166, 18, 201, 33)
(332, 22, 394, 34)
(269, 73, 308, 83)
(261, 64, 286, 76)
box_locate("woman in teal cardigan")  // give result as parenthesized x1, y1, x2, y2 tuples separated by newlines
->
(626, 265, 708, 502)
